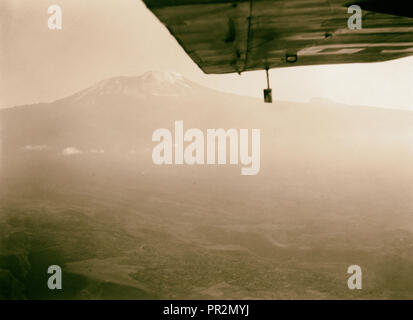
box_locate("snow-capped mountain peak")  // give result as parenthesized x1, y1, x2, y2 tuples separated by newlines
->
(140, 70, 185, 84)
(75, 71, 198, 100)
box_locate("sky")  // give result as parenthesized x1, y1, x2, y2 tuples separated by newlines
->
(1, 0, 413, 109)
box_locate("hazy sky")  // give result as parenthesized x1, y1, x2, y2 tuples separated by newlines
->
(1, 0, 413, 109)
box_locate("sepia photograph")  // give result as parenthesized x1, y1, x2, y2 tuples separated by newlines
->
(1, 0, 413, 306)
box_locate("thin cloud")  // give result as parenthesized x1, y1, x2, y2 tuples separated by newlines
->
(62, 147, 82, 155)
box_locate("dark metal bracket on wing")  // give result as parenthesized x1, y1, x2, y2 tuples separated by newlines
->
(242, 0, 254, 74)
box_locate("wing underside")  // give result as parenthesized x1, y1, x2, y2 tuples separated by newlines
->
(142, 0, 413, 74)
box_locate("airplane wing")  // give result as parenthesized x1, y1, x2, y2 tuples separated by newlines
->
(142, 0, 413, 74)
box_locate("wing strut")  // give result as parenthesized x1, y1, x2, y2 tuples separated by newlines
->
(263, 67, 272, 103)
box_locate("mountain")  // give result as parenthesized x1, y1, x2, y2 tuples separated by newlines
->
(71, 71, 205, 100)
(0, 71, 248, 156)
(1, 71, 413, 299)
(2, 71, 412, 158)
